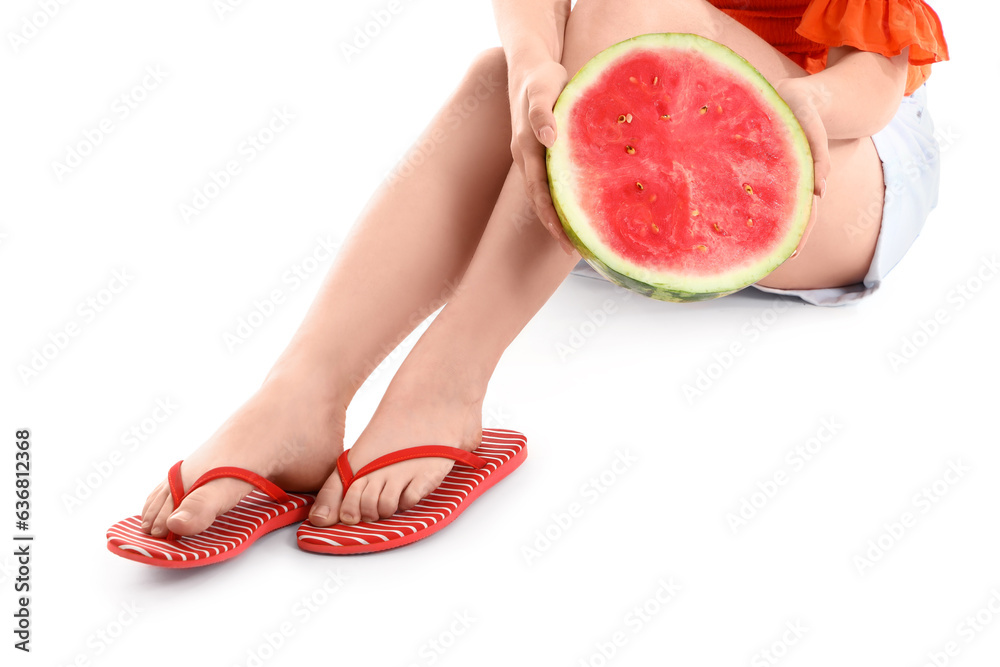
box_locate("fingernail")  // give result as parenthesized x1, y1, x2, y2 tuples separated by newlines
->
(170, 510, 190, 523)
(539, 126, 555, 147)
(141, 520, 150, 529)
(311, 505, 330, 521)
(819, 179, 827, 198)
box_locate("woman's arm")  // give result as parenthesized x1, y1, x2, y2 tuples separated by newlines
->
(492, 0, 571, 70)
(780, 47, 910, 142)
(492, 0, 575, 252)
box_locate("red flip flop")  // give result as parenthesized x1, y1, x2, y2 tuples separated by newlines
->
(296, 428, 527, 555)
(106, 461, 314, 568)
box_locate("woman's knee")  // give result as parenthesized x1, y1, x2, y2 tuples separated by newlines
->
(463, 47, 507, 92)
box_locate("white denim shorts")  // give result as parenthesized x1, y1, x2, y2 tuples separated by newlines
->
(569, 85, 942, 306)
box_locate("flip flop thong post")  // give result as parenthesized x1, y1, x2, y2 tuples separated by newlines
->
(296, 427, 527, 555)
(106, 462, 314, 568)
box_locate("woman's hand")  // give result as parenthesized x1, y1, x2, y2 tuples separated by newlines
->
(775, 76, 831, 257)
(508, 57, 575, 254)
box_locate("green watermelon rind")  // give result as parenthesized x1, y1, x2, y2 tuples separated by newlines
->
(547, 32, 814, 302)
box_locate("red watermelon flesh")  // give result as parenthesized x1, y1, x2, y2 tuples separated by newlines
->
(547, 33, 813, 302)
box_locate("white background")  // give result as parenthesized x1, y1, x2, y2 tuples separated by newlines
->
(2, 1, 997, 666)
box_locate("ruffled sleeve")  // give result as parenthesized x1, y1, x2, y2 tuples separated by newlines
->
(796, 0, 948, 93)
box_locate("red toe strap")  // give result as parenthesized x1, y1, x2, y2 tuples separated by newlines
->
(337, 445, 487, 498)
(163, 460, 289, 542)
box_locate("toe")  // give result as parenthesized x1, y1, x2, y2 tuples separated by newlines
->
(399, 478, 429, 513)
(339, 477, 368, 525)
(359, 476, 386, 523)
(141, 485, 169, 534)
(309, 472, 345, 527)
(150, 499, 174, 538)
(376, 480, 403, 518)
(165, 478, 247, 537)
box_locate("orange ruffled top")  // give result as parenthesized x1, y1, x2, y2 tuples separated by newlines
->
(710, 0, 949, 96)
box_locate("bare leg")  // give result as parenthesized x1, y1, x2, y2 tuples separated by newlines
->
(317, 0, 887, 525)
(140, 49, 515, 537)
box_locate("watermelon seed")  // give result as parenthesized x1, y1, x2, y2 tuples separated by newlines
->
(691, 209, 699, 216)
(747, 218, 754, 227)
(694, 244, 708, 252)
(625, 145, 636, 154)
(659, 114, 671, 121)
(699, 105, 709, 114)
(717, 105, 723, 113)
(625, 113, 633, 123)
(617, 114, 626, 123)
(629, 76, 639, 84)
(636, 181, 644, 191)
(713, 222, 728, 236)
(651, 223, 660, 233)
(734, 134, 743, 140)
(653, 76, 659, 85)
(743, 183, 754, 195)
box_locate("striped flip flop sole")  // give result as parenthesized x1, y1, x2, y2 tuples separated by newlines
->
(296, 428, 527, 555)
(108, 486, 313, 568)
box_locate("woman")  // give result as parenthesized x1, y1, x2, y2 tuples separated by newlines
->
(136, 0, 948, 539)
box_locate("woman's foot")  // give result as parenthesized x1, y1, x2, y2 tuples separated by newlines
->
(140, 369, 347, 538)
(308, 352, 486, 526)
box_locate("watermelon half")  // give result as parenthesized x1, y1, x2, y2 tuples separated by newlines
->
(547, 33, 813, 302)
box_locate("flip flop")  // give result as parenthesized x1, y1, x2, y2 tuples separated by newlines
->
(106, 461, 314, 568)
(296, 427, 527, 555)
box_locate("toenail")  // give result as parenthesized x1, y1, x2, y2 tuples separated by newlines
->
(342, 512, 355, 522)
(170, 510, 191, 522)
(311, 506, 330, 521)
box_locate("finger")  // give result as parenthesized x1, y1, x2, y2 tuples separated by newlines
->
(523, 145, 574, 254)
(798, 108, 831, 197)
(793, 195, 820, 257)
(309, 471, 345, 527)
(526, 77, 563, 148)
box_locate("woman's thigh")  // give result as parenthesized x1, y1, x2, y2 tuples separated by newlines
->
(561, 0, 885, 290)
